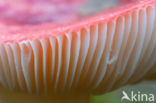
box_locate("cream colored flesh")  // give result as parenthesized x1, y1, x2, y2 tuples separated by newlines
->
(0, 4, 156, 103)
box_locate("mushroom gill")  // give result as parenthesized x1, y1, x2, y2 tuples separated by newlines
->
(0, 0, 156, 103)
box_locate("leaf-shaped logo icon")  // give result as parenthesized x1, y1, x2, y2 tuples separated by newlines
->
(121, 91, 131, 101)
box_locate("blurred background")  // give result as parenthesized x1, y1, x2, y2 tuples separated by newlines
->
(91, 81, 156, 103)
(0, 0, 155, 103)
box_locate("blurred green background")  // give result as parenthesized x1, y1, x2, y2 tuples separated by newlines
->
(91, 81, 156, 103)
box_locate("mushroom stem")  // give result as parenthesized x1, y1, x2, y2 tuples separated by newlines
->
(0, 88, 90, 103)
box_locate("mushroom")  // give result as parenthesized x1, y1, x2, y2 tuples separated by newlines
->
(0, 0, 156, 103)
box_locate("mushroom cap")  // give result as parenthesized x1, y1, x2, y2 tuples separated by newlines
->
(0, 0, 156, 95)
